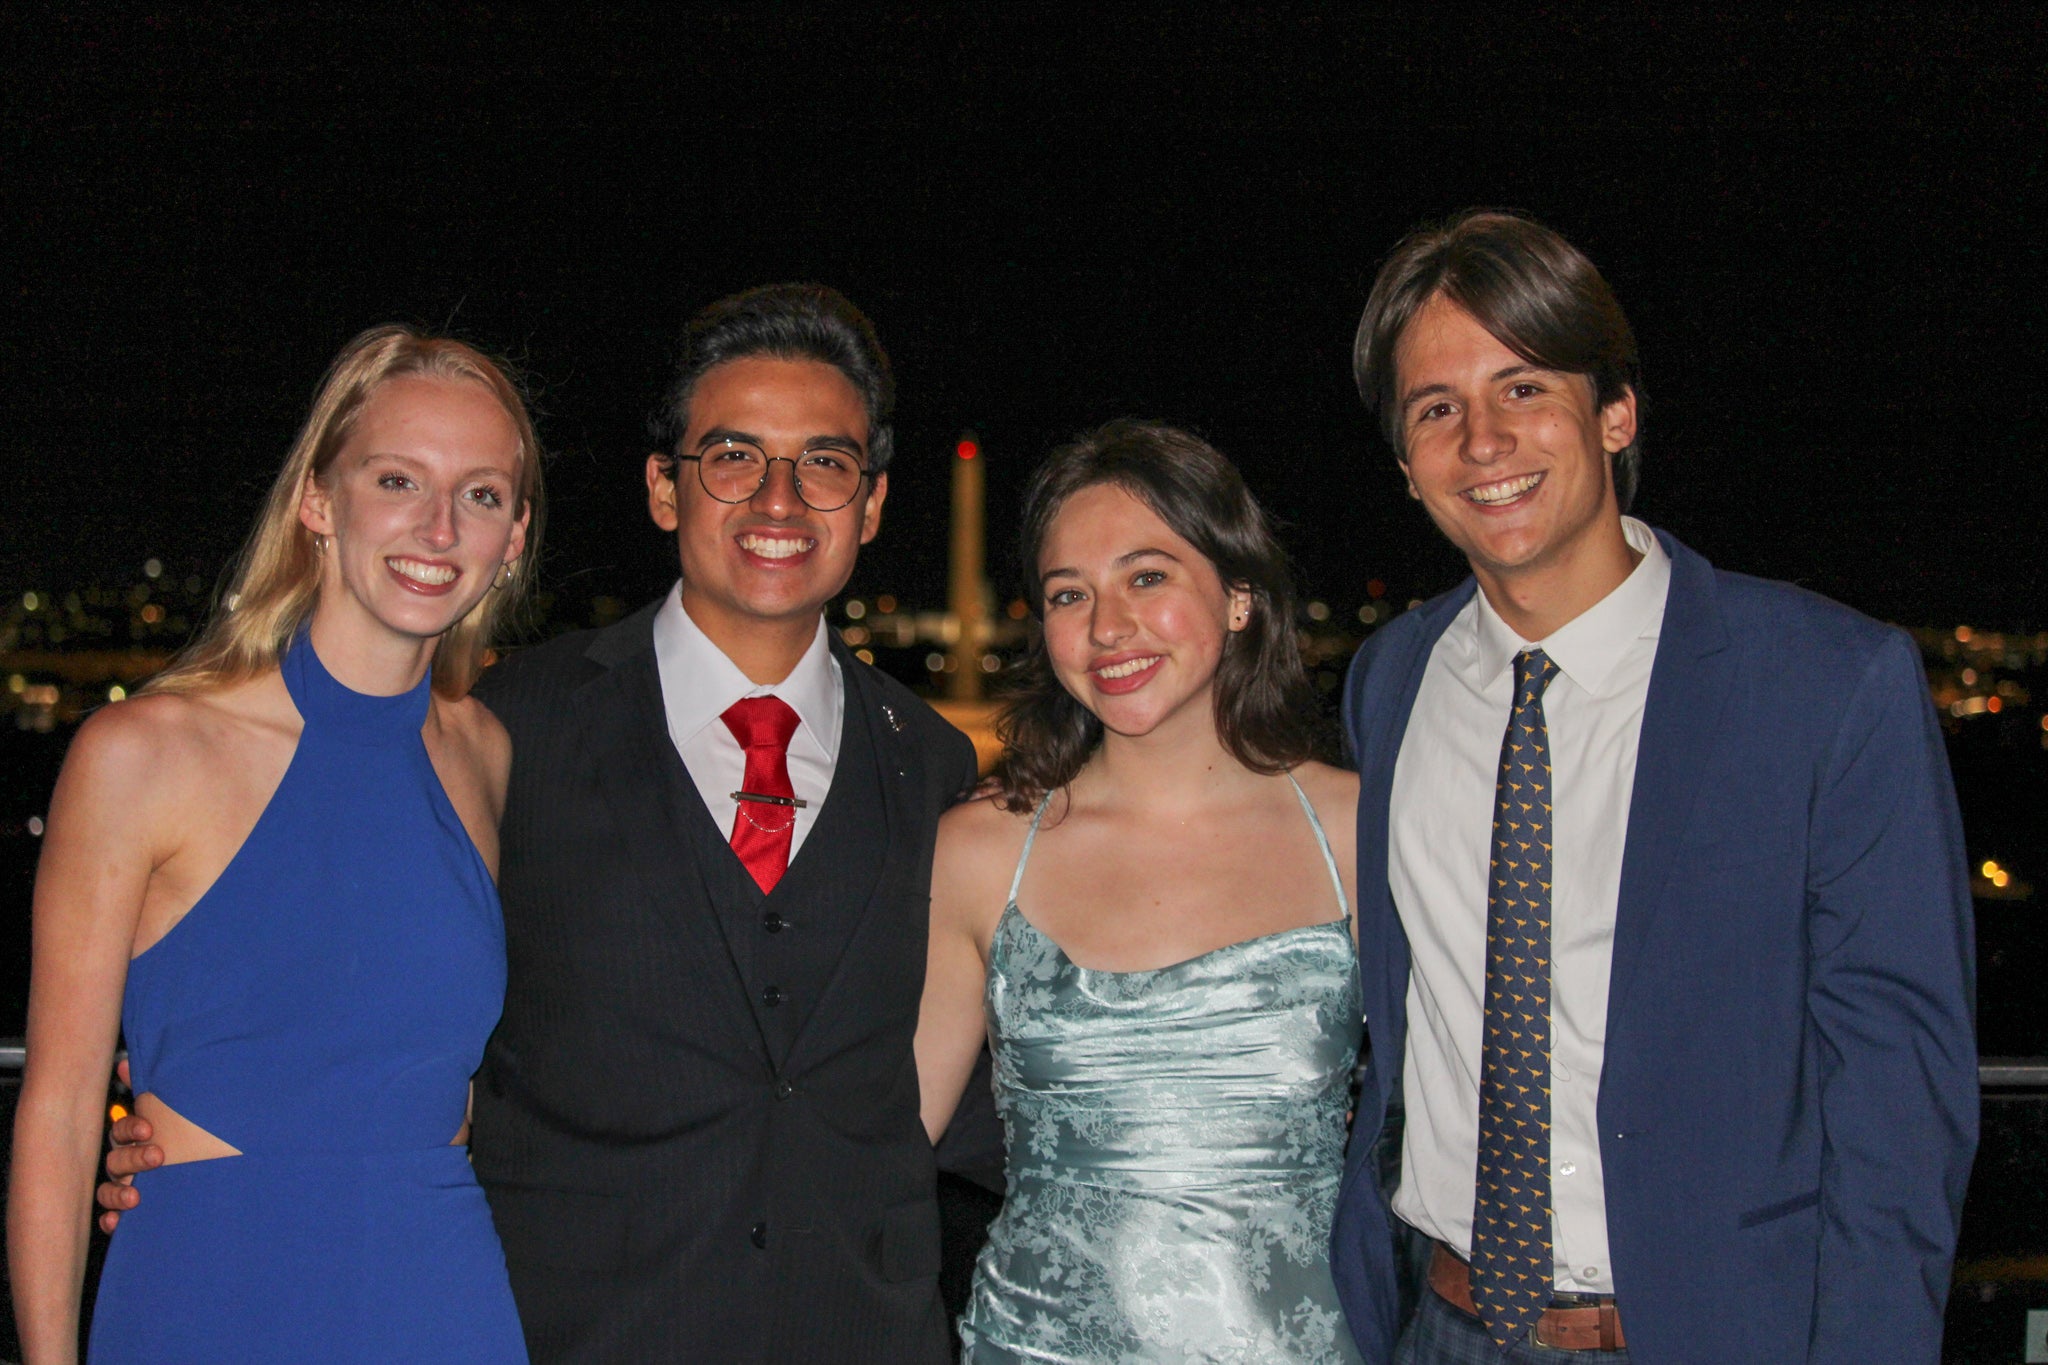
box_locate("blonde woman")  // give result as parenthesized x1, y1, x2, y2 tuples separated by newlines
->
(8, 327, 542, 1363)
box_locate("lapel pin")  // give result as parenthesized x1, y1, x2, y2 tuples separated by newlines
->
(881, 703, 904, 733)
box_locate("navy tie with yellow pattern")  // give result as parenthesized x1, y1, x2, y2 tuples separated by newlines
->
(1471, 647, 1559, 1349)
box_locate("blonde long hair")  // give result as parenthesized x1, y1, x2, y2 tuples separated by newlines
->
(146, 325, 545, 700)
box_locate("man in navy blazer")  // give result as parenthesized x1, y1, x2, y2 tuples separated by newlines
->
(1329, 212, 1976, 1362)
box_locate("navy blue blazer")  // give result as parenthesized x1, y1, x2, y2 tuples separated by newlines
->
(1331, 530, 1977, 1363)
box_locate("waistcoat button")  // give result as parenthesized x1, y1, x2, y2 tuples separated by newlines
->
(762, 985, 785, 1007)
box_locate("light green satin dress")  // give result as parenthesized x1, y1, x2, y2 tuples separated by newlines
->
(959, 777, 1366, 1364)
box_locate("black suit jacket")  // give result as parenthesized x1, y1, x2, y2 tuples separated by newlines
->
(471, 603, 979, 1364)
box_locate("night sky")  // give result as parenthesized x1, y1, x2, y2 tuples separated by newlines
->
(8, 8, 2045, 629)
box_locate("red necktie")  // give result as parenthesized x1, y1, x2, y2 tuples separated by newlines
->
(721, 696, 801, 893)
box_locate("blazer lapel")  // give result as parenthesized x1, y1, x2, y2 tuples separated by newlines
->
(780, 645, 919, 1064)
(1605, 532, 1736, 1026)
(575, 614, 773, 1066)
(1354, 583, 1473, 1114)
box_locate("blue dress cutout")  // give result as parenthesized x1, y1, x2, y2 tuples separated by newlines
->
(960, 776, 1365, 1364)
(90, 633, 527, 1363)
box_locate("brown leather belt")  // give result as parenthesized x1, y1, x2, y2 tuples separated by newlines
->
(1429, 1243, 1627, 1351)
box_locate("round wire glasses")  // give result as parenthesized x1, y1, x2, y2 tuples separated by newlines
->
(671, 438, 874, 512)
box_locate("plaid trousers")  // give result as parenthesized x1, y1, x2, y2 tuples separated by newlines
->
(1397, 1287, 1634, 1365)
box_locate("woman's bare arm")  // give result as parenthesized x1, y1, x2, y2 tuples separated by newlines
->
(8, 703, 176, 1364)
(914, 799, 1016, 1144)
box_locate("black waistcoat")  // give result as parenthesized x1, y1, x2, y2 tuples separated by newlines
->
(680, 691, 885, 1067)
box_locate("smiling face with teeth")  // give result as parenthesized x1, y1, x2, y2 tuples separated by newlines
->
(1394, 292, 1639, 637)
(646, 356, 885, 681)
(1038, 482, 1250, 744)
(298, 375, 529, 680)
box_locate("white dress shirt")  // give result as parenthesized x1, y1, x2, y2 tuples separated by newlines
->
(650, 583, 843, 858)
(1388, 517, 1671, 1294)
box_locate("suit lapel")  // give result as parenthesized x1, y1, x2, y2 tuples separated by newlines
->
(781, 647, 920, 1065)
(1356, 583, 1472, 1113)
(575, 615, 773, 1066)
(1357, 591, 1468, 792)
(1605, 533, 1735, 1026)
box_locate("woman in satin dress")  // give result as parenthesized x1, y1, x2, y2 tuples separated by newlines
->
(917, 420, 1367, 1364)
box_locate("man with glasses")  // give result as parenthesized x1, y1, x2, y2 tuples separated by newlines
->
(102, 284, 984, 1363)
(465, 284, 978, 1362)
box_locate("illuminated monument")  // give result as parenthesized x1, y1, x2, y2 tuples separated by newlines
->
(931, 431, 1004, 767)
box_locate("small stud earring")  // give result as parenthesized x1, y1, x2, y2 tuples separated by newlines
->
(493, 562, 516, 590)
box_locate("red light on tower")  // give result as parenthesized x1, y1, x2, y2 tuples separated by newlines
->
(949, 430, 987, 701)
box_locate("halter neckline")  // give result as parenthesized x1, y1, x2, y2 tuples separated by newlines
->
(281, 626, 432, 745)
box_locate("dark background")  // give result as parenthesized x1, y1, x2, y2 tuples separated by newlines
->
(6, 7, 2044, 625)
(4, 10, 2048, 1359)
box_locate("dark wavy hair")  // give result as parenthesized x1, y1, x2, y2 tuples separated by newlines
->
(988, 419, 1323, 812)
(648, 282, 896, 472)
(1354, 209, 1644, 510)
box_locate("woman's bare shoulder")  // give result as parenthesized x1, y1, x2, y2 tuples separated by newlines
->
(938, 791, 1036, 856)
(67, 684, 269, 782)
(433, 692, 512, 772)
(53, 679, 293, 844)
(934, 792, 1039, 910)
(67, 690, 188, 759)
(1290, 760, 1360, 815)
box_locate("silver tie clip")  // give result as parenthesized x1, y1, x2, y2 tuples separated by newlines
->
(732, 790, 807, 808)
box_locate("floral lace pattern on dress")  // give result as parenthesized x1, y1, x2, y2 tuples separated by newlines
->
(960, 782, 1366, 1365)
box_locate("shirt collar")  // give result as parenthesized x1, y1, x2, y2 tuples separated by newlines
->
(651, 582, 843, 757)
(1466, 517, 1671, 696)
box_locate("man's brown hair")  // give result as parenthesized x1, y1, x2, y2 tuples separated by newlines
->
(1354, 210, 1643, 510)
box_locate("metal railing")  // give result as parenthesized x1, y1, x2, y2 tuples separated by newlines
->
(1, 1041, 2045, 1087)
(1980, 1058, 2048, 1089)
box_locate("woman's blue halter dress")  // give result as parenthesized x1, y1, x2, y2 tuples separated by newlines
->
(89, 634, 527, 1362)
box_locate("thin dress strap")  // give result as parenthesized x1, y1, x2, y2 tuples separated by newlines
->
(1005, 791, 1057, 907)
(1286, 772, 1350, 919)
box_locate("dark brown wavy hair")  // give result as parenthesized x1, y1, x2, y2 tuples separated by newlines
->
(987, 419, 1323, 812)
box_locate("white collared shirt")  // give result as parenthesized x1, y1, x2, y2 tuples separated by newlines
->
(650, 582, 843, 857)
(1388, 517, 1671, 1294)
